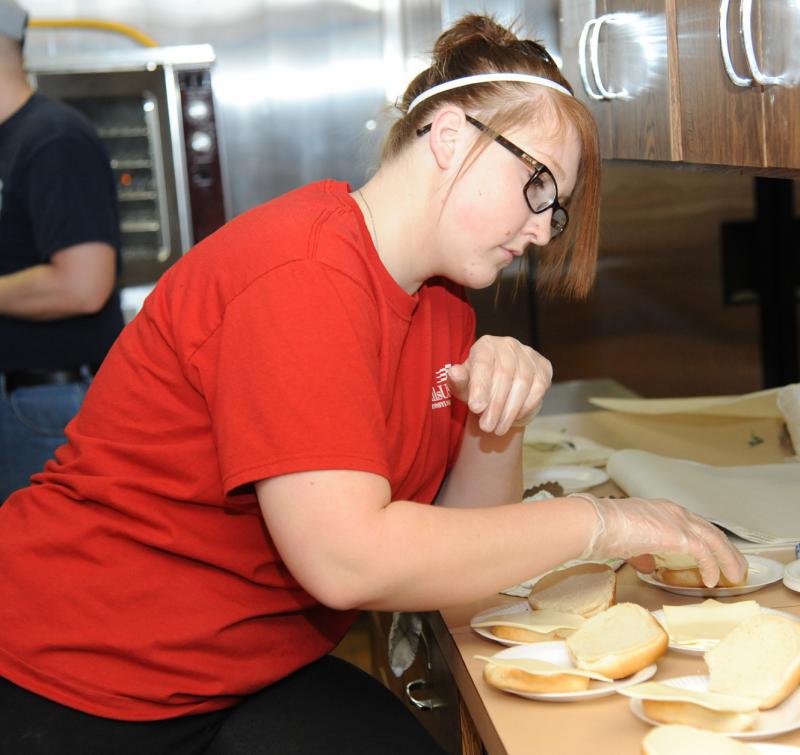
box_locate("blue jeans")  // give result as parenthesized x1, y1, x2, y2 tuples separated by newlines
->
(0, 371, 91, 504)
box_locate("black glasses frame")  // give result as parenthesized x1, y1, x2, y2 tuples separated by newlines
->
(416, 115, 569, 236)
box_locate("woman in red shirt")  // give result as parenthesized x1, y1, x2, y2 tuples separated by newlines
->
(0, 12, 745, 755)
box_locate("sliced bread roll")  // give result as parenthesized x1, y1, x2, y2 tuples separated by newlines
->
(640, 700, 757, 733)
(620, 681, 759, 733)
(642, 724, 759, 754)
(477, 609, 585, 644)
(566, 602, 668, 679)
(528, 562, 616, 617)
(654, 553, 745, 588)
(657, 568, 744, 589)
(706, 613, 800, 709)
(490, 626, 567, 643)
(482, 664, 591, 694)
(478, 655, 611, 695)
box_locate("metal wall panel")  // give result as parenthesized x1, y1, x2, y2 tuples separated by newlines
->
(22, 0, 558, 219)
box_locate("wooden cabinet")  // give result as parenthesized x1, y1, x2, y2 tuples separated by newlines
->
(559, 0, 800, 171)
(676, 0, 764, 167)
(757, 3, 800, 168)
(559, 0, 613, 156)
(368, 611, 484, 755)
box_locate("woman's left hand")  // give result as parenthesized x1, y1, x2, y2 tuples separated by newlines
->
(447, 335, 552, 435)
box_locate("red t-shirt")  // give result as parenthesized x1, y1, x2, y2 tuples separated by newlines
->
(0, 180, 475, 720)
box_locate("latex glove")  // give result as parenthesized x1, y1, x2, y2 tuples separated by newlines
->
(447, 336, 552, 435)
(573, 493, 748, 588)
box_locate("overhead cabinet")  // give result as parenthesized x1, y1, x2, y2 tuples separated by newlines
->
(559, 0, 800, 171)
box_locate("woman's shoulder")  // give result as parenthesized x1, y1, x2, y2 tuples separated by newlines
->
(213, 180, 363, 263)
(146, 181, 374, 319)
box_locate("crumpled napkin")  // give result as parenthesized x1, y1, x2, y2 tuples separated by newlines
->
(607, 448, 800, 544)
(523, 427, 615, 468)
(387, 612, 423, 677)
(777, 383, 800, 457)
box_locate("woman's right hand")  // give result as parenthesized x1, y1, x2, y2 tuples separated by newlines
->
(572, 493, 748, 588)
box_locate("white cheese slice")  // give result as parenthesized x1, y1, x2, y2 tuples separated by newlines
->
(472, 609, 585, 634)
(617, 681, 760, 712)
(474, 655, 613, 682)
(662, 599, 760, 644)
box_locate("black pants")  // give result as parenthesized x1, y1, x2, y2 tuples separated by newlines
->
(0, 656, 446, 755)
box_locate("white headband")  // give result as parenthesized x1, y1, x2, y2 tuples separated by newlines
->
(406, 73, 573, 114)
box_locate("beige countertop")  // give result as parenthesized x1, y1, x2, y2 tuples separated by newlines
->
(433, 408, 800, 754)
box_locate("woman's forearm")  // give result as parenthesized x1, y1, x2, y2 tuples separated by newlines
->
(436, 413, 524, 508)
(353, 493, 596, 611)
(258, 468, 597, 613)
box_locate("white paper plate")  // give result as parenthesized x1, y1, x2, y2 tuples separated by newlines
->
(629, 675, 800, 740)
(752, 745, 800, 753)
(523, 465, 609, 493)
(651, 606, 800, 656)
(637, 555, 784, 597)
(483, 641, 656, 702)
(783, 560, 800, 594)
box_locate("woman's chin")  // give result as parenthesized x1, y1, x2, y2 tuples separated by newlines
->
(461, 271, 501, 290)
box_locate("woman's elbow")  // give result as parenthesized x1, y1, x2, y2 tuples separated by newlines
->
(293, 560, 378, 612)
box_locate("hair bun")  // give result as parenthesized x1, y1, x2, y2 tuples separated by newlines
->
(433, 14, 519, 56)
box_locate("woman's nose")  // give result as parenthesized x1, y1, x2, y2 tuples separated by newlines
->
(521, 208, 554, 245)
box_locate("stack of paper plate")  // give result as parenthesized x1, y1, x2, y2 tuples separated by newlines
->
(784, 559, 800, 594)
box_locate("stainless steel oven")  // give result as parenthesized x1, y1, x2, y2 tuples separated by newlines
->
(27, 45, 228, 317)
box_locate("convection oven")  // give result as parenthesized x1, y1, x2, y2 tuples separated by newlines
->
(27, 45, 228, 316)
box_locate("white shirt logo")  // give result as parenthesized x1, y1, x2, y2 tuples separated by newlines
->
(431, 363, 452, 410)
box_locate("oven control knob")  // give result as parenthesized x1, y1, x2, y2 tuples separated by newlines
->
(190, 130, 213, 154)
(185, 98, 210, 123)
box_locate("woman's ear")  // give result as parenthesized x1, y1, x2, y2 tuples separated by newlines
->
(424, 106, 469, 170)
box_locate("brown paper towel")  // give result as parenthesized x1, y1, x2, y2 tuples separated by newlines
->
(606, 449, 800, 544)
(590, 383, 800, 457)
(588, 387, 784, 418)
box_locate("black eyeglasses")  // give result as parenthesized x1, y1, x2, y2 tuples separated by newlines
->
(416, 115, 569, 237)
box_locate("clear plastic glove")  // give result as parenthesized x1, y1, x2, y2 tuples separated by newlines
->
(573, 493, 748, 588)
(447, 335, 552, 435)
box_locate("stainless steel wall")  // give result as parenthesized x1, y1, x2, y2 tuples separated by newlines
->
(23, 0, 558, 220)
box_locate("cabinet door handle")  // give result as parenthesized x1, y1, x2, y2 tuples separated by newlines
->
(740, 0, 783, 86)
(579, 17, 606, 100)
(590, 14, 631, 100)
(404, 679, 446, 711)
(719, 0, 753, 86)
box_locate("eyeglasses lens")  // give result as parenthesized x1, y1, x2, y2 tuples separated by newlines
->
(550, 207, 567, 235)
(525, 171, 557, 213)
(525, 171, 567, 235)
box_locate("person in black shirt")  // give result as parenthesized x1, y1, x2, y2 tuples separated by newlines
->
(0, 0, 124, 502)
